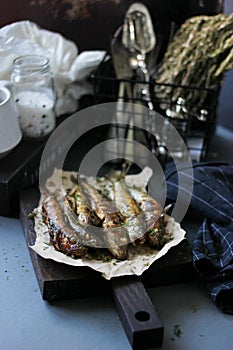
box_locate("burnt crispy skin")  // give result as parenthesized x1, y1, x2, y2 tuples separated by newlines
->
(42, 193, 87, 258)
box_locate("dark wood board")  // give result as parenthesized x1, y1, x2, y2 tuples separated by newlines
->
(0, 139, 45, 217)
(112, 275, 164, 349)
(20, 187, 195, 301)
(20, 187, 198, 349)
(0, 112, 71, 217)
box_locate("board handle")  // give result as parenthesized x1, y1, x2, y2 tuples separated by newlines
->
(111, 275, 163, 349)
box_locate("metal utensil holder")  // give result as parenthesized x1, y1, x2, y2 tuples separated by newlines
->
(91, 54, 219, 163)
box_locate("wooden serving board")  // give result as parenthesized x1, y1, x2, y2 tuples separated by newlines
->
(20, 187, 195, 299)
(20, 187, 196, 349)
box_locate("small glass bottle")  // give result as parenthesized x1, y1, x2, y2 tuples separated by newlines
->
(163, 97, 188, 159)
(11, 55, 56, 139)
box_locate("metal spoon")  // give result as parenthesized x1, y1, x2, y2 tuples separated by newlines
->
(104, 26, 134, 163)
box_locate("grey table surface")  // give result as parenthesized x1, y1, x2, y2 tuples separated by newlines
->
(1, 125, 233, 350)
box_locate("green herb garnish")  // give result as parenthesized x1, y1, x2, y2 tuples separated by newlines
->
(28, 212, 36, 219)
(192, 305, 199, 313)
(173, 324, 182, 337)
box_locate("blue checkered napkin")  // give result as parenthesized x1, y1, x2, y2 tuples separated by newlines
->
(193, 219, 233, 314)
(165, 162, 233, 225)
(165, 162, 233, 314)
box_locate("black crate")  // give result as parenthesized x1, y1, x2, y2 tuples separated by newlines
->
(91, 54, 219, 163)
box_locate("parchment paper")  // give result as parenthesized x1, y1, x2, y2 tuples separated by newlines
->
(31, 168, 186, 280)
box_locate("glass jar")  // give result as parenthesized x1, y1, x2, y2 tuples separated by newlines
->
(11, 55, 56, 139)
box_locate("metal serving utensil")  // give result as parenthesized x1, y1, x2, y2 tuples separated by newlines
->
(122, 4, 168, 159)
(111, 25, 133, 102)
(122, 4, 156, 105)
(122, 3, 156, 55)
(104, 26, 134, 162)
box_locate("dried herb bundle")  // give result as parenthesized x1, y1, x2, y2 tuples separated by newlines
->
(154, 14, 233, 108)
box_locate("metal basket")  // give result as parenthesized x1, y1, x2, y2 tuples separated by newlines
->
(91, 54, 219, 163)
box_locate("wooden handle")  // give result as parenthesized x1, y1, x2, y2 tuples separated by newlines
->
(111, 276, 163, 349)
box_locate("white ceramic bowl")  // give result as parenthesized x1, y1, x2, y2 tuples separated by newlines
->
(0, 86, 22, 158)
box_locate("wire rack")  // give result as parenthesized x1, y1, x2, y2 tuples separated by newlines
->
(91, 54, 219, 163)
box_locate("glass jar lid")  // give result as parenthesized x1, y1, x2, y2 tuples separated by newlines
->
(12, 55, 51, 75)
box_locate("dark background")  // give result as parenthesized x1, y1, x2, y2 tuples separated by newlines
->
(0, 0, 223, 51)
(0, 0, 232, 129)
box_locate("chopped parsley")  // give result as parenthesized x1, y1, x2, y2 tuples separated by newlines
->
(28, 211, 36, 219)
(173, 324, 182, 337)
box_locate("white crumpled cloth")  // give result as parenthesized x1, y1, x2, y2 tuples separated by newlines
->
(0, 20, 106, 116)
